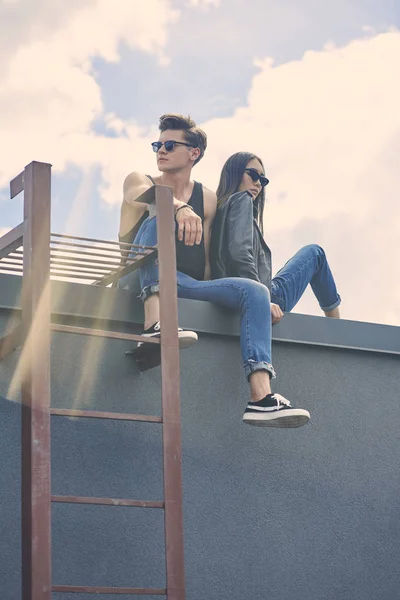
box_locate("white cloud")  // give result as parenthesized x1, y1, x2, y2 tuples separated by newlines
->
(193, 31, 400, 325)
(0, 0, 179, 185)
(186, 0, 220, 8)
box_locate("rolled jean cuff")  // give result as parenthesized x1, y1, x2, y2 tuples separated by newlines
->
(320, 294, 341, 312)
(244, 360, 276, 381)
(139, 283, 160, 303)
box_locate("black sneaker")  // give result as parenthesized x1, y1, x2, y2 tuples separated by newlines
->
(125, 321, 198, 372)
(134, 321, 198, 350)
(243, 393, 310, 428)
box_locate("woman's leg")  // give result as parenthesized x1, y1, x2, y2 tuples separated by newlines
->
(175, 272, 275, 387)
(271, 244, 341, 316)
(175, 274, 309, 427)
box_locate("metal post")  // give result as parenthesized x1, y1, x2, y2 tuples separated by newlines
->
(21, 161, 52, 600)
(155, 185, 186, 600)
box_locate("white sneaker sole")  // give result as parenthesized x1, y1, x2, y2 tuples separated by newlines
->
(243, 409, 310, 428)
(137, 330, 198, 350)
(177, 330, 198, 349)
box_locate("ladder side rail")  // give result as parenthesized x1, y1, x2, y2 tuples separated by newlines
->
(155, 185, 186, 600)
(20, 161, 52, 600)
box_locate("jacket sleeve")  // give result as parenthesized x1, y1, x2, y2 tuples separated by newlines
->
(226, 193, 261, 282)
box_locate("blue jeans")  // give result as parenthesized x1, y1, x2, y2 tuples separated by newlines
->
(271, 245, 341, 313)
(120, 217, 341, 381)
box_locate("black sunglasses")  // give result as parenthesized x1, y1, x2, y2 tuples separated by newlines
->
(151, 140, 195, 153)
(244, 168, 269, 188)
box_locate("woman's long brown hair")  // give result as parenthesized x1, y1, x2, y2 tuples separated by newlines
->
(216, 152, 266, 233)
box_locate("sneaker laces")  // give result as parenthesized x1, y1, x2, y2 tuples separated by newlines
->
(272, 393, 291, 407)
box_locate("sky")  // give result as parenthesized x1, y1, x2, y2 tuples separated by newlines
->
(1, 0, 399, 326)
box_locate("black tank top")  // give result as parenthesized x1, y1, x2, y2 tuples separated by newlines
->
(119, 177, 205, 281)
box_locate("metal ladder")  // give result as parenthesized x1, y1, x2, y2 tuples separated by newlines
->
(0, 161, 186, 599)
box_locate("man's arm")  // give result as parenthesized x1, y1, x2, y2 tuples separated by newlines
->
(120, 171, 202, 245)
(202, 187, 217, 280)
(119, 172, 152, 239)
(123, 172, 154, 206)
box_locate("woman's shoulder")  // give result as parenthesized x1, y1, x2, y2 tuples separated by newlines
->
(220, 191, 253, 210)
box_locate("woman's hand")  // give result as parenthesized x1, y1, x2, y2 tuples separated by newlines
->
(175, 203, 203, 246)
(270, 303, 284, 325)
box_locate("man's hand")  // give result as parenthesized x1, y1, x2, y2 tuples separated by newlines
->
(271, 302, 284, 325)
(176, 204, 203, 246)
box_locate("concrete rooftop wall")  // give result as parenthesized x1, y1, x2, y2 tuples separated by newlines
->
(0, 274, 399, 600)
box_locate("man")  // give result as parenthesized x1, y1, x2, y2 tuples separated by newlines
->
(118, 113, 217, 352)
(119, 113, 310, 428)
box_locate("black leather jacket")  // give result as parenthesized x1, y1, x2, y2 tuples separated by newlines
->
(210, 191, 272, 292)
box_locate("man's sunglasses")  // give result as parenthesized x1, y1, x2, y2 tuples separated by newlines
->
(151, 140, 195, 153)
(244, 168, 269, 188)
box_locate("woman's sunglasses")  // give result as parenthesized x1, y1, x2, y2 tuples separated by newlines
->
(151, 140, 195, 153)
(244, 168, 269, 188)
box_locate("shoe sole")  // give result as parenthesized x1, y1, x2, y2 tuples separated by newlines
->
(243, 410, 310, 428)
(125, 331, 198, 372)
(132, 331, 198, 351)
(177, 331, 198, 349)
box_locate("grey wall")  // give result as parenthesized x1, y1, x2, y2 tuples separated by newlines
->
(1, 274, 399, 600)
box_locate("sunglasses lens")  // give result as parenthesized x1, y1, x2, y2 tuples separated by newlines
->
(247, 169, 259, 183)
(164, 141, 175, 152)
(246, 169, 269, 187)
(151, 142, 161, 152)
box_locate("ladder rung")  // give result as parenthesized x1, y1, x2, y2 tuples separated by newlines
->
(52, 495, 164, 508)
(50, 408, 162, 423)
(51, 323, 160, 344)
(52, 585, 166, 594)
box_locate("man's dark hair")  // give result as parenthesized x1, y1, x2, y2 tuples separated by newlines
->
(159, 113, 207, 166)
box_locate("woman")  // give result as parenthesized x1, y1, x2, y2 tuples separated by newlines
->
(211, 152, 341, 325)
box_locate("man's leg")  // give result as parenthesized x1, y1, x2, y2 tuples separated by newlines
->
(136, 217, 197, 347)
(271, 244, 341, 317)
(143, 293, 160, 330)
(119, 218, 196, 370)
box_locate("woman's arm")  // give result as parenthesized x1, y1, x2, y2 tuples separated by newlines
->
(227, 193, 260, 282)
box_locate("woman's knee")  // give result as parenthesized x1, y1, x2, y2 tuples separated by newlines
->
(302, 244, 326, 261)
(241, 279, 271, 303)
(305, 243, 324, 254)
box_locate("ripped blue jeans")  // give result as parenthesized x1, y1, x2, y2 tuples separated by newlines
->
(119, 216, 275, 381)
